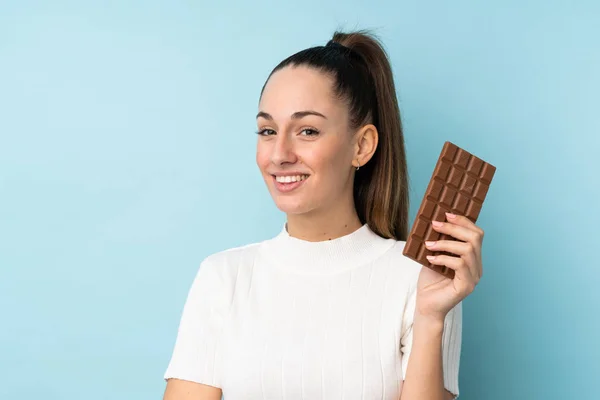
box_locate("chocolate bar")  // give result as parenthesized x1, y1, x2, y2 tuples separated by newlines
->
(402, 141, 496, 279)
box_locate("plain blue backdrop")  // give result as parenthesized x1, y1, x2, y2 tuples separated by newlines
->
(1, 1, 598, 399)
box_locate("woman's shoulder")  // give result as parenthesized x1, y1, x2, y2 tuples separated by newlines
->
(196, 231, 282, 274)
(196, 239, 266, 281)
(200, 226, 287, 270)
(185, 240, 264, 298)
(202, 241, 262, 267)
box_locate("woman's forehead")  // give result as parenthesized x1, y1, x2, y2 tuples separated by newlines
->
(259, 66, 344, 120)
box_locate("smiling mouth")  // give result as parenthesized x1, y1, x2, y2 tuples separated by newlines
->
(271, 174, 310, 193)
(273, 174, 310, 183)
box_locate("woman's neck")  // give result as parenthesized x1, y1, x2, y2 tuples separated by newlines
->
(285, 207, 363, 242)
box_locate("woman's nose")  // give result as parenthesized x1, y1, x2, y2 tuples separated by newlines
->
(270, 134, 297, 165)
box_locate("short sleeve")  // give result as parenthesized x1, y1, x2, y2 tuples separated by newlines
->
(400, 285, 463, 398)
(164, 258, 230, 388)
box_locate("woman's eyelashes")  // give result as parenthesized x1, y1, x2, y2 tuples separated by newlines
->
(256, 128, 320, 137)
(256, 128, 276, 136)
(300, 128, 320, 136)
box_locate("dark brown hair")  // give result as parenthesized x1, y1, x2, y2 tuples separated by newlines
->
(260, 30, 409, 241)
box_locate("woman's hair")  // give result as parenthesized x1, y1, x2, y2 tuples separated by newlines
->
(260, 30, 409, 241)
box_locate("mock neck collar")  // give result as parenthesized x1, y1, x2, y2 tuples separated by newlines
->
(259, 223, 397, 275)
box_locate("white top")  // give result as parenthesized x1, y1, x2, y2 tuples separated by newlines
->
(164, 223, 462, 399)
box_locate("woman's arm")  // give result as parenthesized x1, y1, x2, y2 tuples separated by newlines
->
(400, 317, 456, 400)
(400, 213, 486, 400)
(163, 378, 222, 400)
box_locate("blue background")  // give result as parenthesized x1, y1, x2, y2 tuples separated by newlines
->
(1, 1, 598, 399)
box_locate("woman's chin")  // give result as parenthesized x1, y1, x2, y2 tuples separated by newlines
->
(273, 197, 313, 215)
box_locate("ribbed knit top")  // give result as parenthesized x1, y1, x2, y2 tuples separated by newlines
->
(164, 223, 462, 399)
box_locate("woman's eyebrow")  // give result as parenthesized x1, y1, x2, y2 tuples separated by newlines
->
(256, 110, 328, 120)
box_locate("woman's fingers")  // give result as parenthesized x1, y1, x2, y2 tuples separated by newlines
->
(426, 213, 486, 283)
(425, 254, 477, 294)
(425, 240, 480, 279)
(431, 214, 484, 255)
(425, 238, 469, 256)
(431, 220, 480, 245)
(443, 212, 484, 236)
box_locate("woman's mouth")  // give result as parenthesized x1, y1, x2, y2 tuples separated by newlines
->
(272, 174, 309, 193)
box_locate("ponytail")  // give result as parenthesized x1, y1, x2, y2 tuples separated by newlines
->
(263, 30, 409, 241)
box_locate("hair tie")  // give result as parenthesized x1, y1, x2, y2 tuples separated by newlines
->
(326, 40, 348, 50)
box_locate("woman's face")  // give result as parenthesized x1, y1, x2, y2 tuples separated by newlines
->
(256, 65, 357, 216)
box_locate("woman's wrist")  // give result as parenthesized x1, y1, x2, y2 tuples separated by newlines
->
(413, 311, 446, 334)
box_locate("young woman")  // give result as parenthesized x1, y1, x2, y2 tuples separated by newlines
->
(163, 30, 484, 400)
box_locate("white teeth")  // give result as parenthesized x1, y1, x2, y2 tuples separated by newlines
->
(275, 175, 308, 183)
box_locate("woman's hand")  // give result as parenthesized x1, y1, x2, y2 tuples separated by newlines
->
(415, 212, 484, 323)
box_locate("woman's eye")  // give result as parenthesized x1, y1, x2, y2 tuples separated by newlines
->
(300, 128, 319, 136)
(257, 129, 275, 136)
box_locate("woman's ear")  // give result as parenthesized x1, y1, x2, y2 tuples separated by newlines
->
(353, 124, 378, 168)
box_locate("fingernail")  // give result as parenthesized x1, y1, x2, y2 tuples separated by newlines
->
(426, 255, 436, 261)
(425, 241, 436, 247)
(432, 221, 443, 227)
(445, 212, 456, 219)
